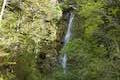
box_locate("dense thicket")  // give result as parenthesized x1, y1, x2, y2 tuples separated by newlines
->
(54, 0, 120, 80)
(0, 0, 120, 80)
(0, 0, 62, 80)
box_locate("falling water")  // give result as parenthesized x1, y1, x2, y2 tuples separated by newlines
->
(61, 12, 74, 74)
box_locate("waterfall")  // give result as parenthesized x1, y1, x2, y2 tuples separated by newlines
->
(61, 12, 74, 74)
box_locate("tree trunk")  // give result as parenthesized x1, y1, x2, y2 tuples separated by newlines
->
(0, 0, 7, 21)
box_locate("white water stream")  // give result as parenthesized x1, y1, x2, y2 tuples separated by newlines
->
(61, 12, 74, 74)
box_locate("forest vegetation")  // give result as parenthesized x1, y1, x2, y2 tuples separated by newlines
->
(0, 0, 120, 80)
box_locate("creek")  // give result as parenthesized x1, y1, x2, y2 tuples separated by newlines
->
(61, 12, 74, 74)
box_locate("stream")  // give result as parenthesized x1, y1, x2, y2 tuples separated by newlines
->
(61, 12, 74, 74)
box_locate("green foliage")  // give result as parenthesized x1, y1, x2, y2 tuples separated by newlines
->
(0, 0, 120, 80)
(55, 38, 119, 80)
(76, 0, 105, 37)
(53, 0, 120, 80)
(0, 0, 62, 80)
